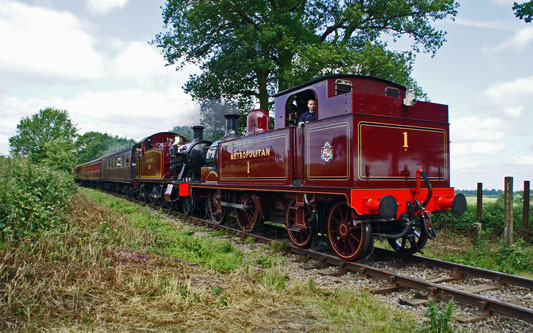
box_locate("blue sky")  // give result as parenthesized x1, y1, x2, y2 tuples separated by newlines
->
(0, 0, 531, 190)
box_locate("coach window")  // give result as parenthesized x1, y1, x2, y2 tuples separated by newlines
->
(285, 89, 317, 127)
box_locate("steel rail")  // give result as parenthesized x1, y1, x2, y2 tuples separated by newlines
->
(288, 247, 533, 323)
(375, 248, 533, 290)
(116, 193, 533, 323)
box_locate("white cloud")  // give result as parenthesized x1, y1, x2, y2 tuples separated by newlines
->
(478, 76, 533, 129)
(490, 0, 515, 5)
(0, 87, 201, 156)
(113, 41, 168, 79)
(512, 155, 533, 166)
(86, 0, 128, 14)
(483, 76, 533, 103)
(483, 27, 533, 52)
(470, 142, 505, 154)
(454, 17, 512, 31)
(503, 106, 522, 118)
(451, 116, 504, 143)
(0, 1, 104, 81)
(65, 88, 201, 138)
(451, 141, 505, 158)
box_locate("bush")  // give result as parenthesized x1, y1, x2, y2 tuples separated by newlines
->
(434, 193, 530, 235)
(0, 157, 76, 239)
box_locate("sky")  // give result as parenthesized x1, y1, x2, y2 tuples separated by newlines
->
(0, 0, 531, 190)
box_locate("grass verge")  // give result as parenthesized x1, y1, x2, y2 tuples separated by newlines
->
(1, 188, 419, 331)
(422, 227, 533, 277)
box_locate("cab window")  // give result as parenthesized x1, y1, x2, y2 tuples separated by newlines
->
(285, 89, 317, 126)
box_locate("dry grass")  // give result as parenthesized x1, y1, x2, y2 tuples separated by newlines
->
(1, 189, 418, 331)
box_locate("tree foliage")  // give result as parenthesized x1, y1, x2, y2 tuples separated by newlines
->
(9, 108, 78, 164)
(75, 132, 136, 164)
(170, 125, 225, 142)
(155, 0, 458, 110)
(513, 1, 533, 23)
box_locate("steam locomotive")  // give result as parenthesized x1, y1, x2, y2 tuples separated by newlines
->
(75, 74, 466, 260)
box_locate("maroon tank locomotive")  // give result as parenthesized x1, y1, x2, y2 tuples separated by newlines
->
(75, 75, 466, 260)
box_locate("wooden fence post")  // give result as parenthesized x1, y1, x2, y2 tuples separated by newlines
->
(477, 182, 483, 222)
(504, 177, 513, 246)
(524, 180, 530, 233)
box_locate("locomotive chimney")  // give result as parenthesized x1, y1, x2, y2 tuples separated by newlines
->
(192, 125, 204, 141)
(224, 114, 240, 137)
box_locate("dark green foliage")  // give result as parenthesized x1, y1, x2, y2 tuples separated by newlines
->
(170, 125, 225, 142)
(456, 189, 504, 196)
(170, 126, 194, 141)
(513, 1, 533, 22)
(155, 0, 458, 112)
(434, 193, 531, 235)
(43, 138, 77, 174)
(9, 108, 78, 164)
(0, 158, 76, 239)
(76, 131, 135, 163)
(422, 301, 454, 333)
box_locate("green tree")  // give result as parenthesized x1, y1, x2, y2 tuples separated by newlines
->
(170, 125, 225, 142)
(43, 138, 77, 174)
(155, 0, 458, 110)
(513, 1, 533, 22)
(9, 108, 78, 164)
(75, 132, 136, 163)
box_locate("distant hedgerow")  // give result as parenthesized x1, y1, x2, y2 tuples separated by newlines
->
(433, 194, 530, 235)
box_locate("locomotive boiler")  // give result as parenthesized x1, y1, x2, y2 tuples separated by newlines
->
(75, 74, 466, 261)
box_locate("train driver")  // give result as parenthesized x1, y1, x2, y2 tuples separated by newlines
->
(298, 99, 317, 123)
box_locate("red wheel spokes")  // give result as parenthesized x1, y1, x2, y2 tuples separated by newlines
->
(327, 201, 369, 260)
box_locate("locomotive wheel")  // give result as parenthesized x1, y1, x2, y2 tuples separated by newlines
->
(387, 214, 429, 255)
(141, 187, 150, 204)
(182, 197, 194, 216)
(286, 200, 312, 248)
(327, 201, 372, 261)
(235, 193, 262, 232)
(207, 190, 227, 224)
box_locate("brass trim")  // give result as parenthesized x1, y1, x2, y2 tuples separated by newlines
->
(220, 133, 289, 181)
(357, 121, 448, 181)
(306, 122, 350, 180)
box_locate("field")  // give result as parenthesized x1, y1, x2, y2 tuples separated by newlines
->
(1, 188, 420, 331)
(465, 196, 498, 205)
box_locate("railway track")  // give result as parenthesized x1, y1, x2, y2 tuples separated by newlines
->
(117, 192, 533, 326)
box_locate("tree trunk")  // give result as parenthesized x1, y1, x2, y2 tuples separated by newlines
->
(277, 51, 294, 91)
(257, 70, 269, 111)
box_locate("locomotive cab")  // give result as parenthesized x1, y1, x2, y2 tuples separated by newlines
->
(285, 89, 318, 126)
